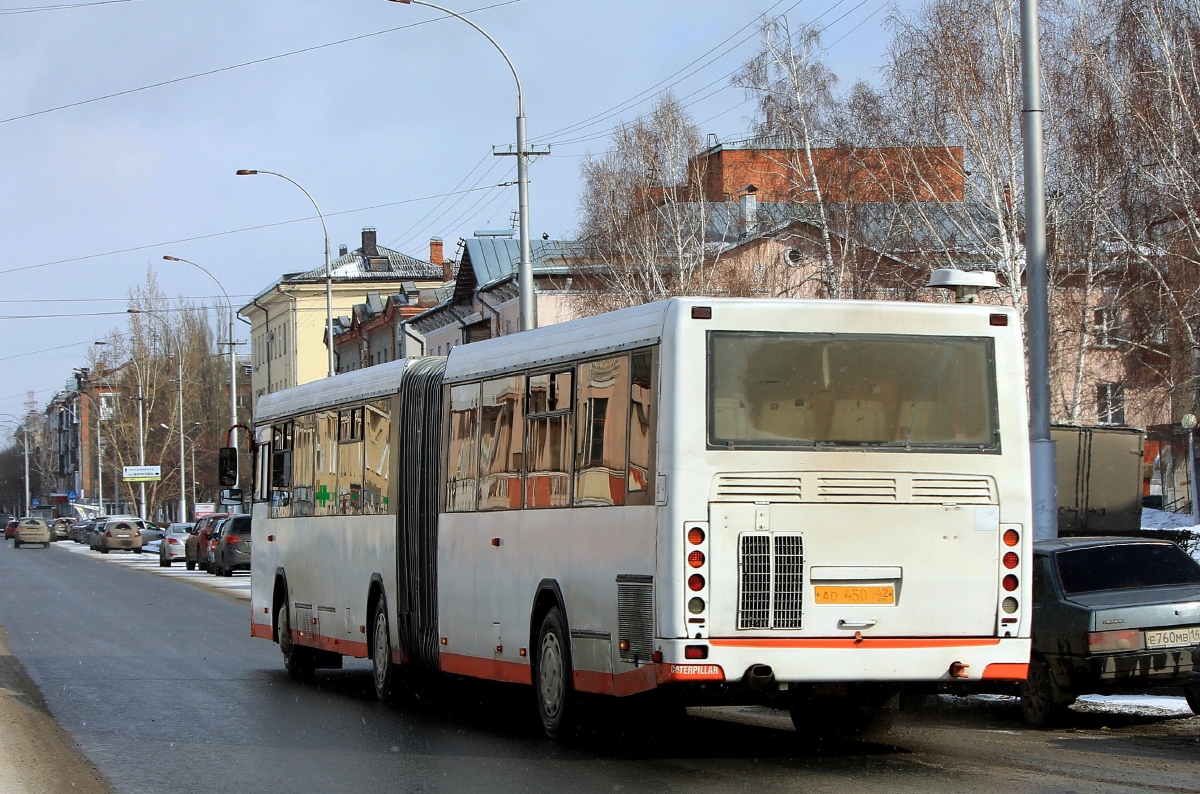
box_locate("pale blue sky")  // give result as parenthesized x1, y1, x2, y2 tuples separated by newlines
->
(0, 0, 915, 418)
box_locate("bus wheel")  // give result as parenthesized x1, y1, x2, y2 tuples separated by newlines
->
(277, 602, 313, 680)
(534, 607, 576, 739)
(370, 597, 394, 703)
(1020, 658, 1070, 728)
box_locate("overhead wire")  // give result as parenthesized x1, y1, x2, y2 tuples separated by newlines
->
(0, 0, 523, 126)
(0, 0, 134, 14)
(0, 183, 506, 276)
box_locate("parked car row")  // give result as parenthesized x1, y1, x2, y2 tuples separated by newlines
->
(180, 513, 252, 576)
(65, 512, 252, 576)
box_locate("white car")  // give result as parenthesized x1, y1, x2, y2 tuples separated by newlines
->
(158, 523, 194, 567)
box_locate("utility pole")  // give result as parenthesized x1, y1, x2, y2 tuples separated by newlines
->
(1020, 0, 1057, 540)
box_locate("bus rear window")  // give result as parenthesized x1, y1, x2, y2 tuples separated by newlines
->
(1055, 543, 1200, 595)
(708, 332, 998, 450)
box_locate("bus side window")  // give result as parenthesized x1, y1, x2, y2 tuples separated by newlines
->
(363, 400, 392, 515)
(291, 414, 315, 517)
(477, 376, 525, 511)
(446, 383, 481, 512)
(313, 410, 338, 516)
(526, 371, 573, 509)
(270, 421, 293, 519)
(575, 357, 629, 507)
(337, 407, 365, 516)
(626, 349, 654, 505)
(253, 430, 270, 504)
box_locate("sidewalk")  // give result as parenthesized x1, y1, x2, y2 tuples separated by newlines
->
(0, 626, 112, 794)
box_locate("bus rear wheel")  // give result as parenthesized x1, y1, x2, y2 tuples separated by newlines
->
(534, 607, 576, 739)
(277, 602, 313, 680)
(370, 597, 394, 703)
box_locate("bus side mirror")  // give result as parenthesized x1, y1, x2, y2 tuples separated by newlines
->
(218, 447, 238, 486)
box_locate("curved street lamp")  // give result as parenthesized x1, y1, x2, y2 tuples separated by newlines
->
(161, 256, 240, 457)
(234, 170, 335, 377)
(389, 0, 539, 331)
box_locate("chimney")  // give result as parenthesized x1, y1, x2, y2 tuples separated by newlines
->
(429, 237, 452, 281)
(739, 184, 758, 237)
(362, 227, 378, 257)
(339, 243, 348, 257)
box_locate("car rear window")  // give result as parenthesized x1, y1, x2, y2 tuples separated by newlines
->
(1055, 543, 1200, 595)
(230, 517, 251, 535)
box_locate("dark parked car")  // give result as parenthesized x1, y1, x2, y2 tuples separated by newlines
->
(186, 514, 228, 572)
(1020, 537, 1200, 727)
(211, 515, 251, 576)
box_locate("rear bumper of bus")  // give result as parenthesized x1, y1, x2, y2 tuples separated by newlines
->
(658, 636, 1030, 685)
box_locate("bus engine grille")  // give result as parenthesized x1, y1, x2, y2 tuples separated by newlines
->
(617, 575, 654, 664)
(738, 534, 804, 630)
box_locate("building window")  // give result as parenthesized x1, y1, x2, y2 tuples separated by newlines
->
(1096, 383, 1125, 426)
(1093, 308, 1119, 348)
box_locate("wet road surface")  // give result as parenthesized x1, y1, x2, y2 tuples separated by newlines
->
(1, 541, 1198, 793)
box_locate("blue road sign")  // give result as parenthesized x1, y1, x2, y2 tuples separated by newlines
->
(67, 490, 78, 500)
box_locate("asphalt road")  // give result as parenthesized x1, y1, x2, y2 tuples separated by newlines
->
(1, 541, 1198, 794)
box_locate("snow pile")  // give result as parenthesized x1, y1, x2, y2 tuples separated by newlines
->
(1140, 507, 1199, 532)
(1073, 694, 1194, 718)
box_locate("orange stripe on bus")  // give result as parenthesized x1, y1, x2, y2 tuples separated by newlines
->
(708, 637, 1002, 649)
(574, 665, 658, 697)
(982, 663, 1028, 680)
(250, 622, 272, 640)
(439, 652, 533, 685)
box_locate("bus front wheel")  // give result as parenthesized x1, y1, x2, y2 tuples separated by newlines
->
(277, 602, 313, 680)
(370, 597, 394, 703)
(534, 607, 576, 739)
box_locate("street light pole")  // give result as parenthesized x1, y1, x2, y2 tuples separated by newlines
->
(162, 256, 239, 464)
(389, 0, 546, 331)
(1020, 0, 1057, 540)
(234, 170, 335, 376)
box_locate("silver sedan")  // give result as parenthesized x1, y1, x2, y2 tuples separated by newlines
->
(158, 522, 195, 567)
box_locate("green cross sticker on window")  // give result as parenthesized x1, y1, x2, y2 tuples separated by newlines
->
(314, 485, 332, 506)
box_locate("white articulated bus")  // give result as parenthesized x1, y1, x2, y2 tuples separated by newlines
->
(248, 296, 1033, 737)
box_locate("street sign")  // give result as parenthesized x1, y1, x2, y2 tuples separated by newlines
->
(67, 490, 78, 500)
(123, 465, 162, 482)
(31, 498, 39, 507)
(193, 502, 216, 518)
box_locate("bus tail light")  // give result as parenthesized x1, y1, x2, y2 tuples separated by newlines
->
(1001, 597, 1018, 613)
(1002, 551, 1018, 569)
(688, 574, 705, 592)
(685, 645, 708, 659)
(688, 597, 705, 614)
(1087, 629, 1142, 653)
(1003, 528, 1019, 547)
(688, 550, 705, 568)
(688, 527, 705, 545)
(1002, 574, 1018, 591)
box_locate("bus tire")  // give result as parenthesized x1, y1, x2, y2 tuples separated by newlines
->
(370, 596, 394, 704)
(533, 606, 576, 740)
(277, 601, 313, 680)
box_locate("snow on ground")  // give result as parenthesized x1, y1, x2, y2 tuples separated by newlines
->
(1140, 507, 1200, 532)
(51, 541, 251, 600)
(939, 693, 1195, 719)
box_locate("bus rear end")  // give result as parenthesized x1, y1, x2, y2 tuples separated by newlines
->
(655, 298, 1032, 726)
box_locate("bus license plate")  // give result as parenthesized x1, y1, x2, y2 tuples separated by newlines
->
(813, 585, 895, 605)
(1144, 626, 1200, 649)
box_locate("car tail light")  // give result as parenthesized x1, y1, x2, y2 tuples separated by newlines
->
(134, 530, 141, 537)
(106, 530, 112, 537)
(1003, 528, 1019, 547)
(1003, 552, 1019, 569)
(226, 535, 241, 545)
(1087, 629, 1142, 653)
(688, 550, 704, 568)
(688, 574, 705, 592)
(1002, 574, 1018, 591)
(688, 527, 705, 545)
(684, 645, 708, 659)
(168, 538, 181, 545)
